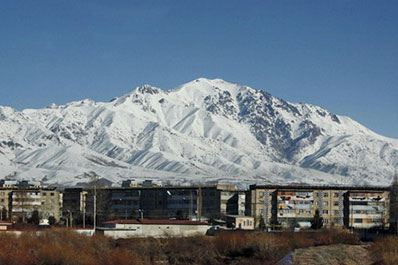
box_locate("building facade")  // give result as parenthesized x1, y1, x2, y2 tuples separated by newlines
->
(64, 184, 246, 224)
(248, 184, 390, 229)
(11, 188, 61, 222)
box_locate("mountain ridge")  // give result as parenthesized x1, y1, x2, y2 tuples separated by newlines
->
(0, 78, 397, 187)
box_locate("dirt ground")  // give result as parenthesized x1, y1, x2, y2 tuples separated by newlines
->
(278, 244, 374, 265)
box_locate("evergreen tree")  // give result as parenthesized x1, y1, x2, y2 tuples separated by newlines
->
(259, 214, 266, 230)
(1, 207, 7, 221)
(29, 210, 40, 225)
(48, 216, 56, 225)
(270, 214, 281, 229)
(311, 209, 323, 229)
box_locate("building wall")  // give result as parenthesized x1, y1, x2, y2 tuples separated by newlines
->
(40, 190, 61, 221)
(313, 189, 346, 227)
(226, 216, 254, 230)
(11, 189, 41, 221)
(79, 185, 243, 222)
(247, 188, 275, 227)
(277, 190, 313, 228)
(344, 190, 389, 229)
(0, 189, 12, 220)
(100, 223, 209, 238)
(11, 188, 61, 222)
(62, 188, 86, 223)
(249, 185, 391, 230)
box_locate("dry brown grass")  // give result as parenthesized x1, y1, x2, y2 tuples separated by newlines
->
(0, 228, 360, 265)
(370, 236, 398, 265)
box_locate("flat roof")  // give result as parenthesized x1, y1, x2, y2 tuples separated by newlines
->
(103, 219, 209, 225)
(250, 184, 390, 191)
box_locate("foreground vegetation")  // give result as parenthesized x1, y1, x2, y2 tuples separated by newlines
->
(0, 229, 362, 265)
(371, 236, 398, 265)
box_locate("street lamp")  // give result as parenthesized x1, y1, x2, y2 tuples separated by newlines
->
(138, 209, 144, 219)
(66, 210, 72, 228)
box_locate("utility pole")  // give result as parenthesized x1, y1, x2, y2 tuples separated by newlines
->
(189, 189, 193, 220)
(198, 186, 202, 221)
(138, 209, 144, 219)
(82, 192, 86, 229)
(91, 175, 98, 230)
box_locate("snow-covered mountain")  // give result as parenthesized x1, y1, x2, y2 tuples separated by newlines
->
(0, 78, 397, 187)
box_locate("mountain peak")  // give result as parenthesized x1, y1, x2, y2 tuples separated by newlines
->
(0, 78, 397, 187)
(136, 84, 161, 95)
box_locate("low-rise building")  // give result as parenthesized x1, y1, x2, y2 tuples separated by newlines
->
(226, 215, 254, 230)
(0, 220, 12, 230)
(98, 219, 210, 238)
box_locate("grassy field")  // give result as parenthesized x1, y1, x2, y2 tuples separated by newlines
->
(0, 228, 366, 265)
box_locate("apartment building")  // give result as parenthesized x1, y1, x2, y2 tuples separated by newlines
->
(276, 189, 314, 227)
(344, 189, 389, 229)
(0, 189, 12, 220)
(62, 188, 88, 224)
(248, 184, 389, 229)
(11, 188, 61, 222)
(67, 184, 246, 224)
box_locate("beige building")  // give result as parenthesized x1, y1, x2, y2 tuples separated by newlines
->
(226, 215, 254, 230)
(11, 188, 61, 223)
(0, 189, 12, 220)
(99, 219, 210, 238)
(248, 184, 389, 230)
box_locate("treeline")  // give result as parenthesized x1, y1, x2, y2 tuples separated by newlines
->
(0, 229, 361, 265)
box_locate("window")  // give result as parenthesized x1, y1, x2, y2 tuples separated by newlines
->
(0, 199, 3, 202)
(0, 192, 4, 196)
(323, 193, 329, 197)
(299, 209, 303, 214)
(323, 201, 329, 206)
(322, 210, 329, 214)
(354, 219, 363, 223)
(50, 193, 54, 196)
(334, 210, 339, 215)
(333, 201, 339, 206)
(334, 193, 339, 197)
(42, 192, 47, 196)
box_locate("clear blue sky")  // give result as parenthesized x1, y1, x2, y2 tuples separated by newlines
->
(0, 0, 397, 138)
